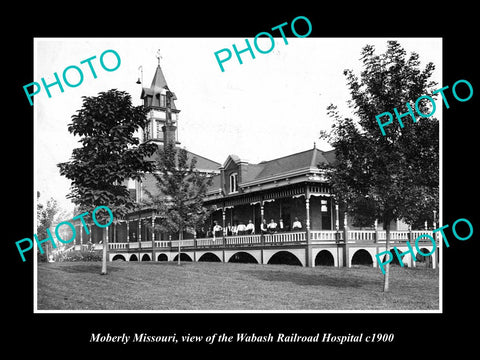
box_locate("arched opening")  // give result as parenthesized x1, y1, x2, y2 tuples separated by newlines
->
(130, 254, 138, 261)
(416, 248, 433, 268)
(315, 250, 334, 266)
(173, 253, 193, 262)
(157, 253, 168, 261)
(112, 254, 126, 261)
(382, 252, 401, 266)
(351, 249, 373, 266)
(198, 253, 222, 262)
(141, 254, 151, 261)
(267, 251, 302, 266)
(228, 252, 258, 264)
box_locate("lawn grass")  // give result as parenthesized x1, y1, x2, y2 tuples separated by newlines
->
(37, 261, 439, 311)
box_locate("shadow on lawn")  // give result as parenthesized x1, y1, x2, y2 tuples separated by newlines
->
(243, 269, 379, 288)
(54, 263, 123, 274)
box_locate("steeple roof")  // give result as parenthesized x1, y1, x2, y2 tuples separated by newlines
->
(140, 65, 178, 110)
(150, 64, 168, 89)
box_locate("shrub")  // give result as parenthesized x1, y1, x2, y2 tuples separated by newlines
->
(56, 250, 103, 262)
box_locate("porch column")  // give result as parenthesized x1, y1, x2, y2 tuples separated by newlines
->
(260, 200, 265, 264)
(305, 197, 311, 231)
(305, 188, 313, 267)
(222, 205, 226, 262)
(152, 212, 156, 262)
(193, 229, 197, 261)
(126, 220, 130, 250)
(344, 211, 350, 267)
(138, 216, 142, 250)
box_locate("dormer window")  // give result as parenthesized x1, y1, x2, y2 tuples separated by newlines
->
(229, 172, 238, 193)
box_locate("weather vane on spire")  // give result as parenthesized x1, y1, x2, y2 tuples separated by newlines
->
(156, 49, 162, 65)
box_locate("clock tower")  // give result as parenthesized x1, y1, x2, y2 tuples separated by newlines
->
(140, 51, 180, 145)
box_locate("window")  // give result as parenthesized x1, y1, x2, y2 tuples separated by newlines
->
(160, 94, 166, 107)
(229, 173, 238, 193)
(156, 120, 163, 139)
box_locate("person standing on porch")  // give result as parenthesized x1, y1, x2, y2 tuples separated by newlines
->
(278, 219, 284, 232)
(261, 219, 268, 234)
(231, 223, 238, 236)
(292, 217, 302, 231)
(246, 220, 255, 234)
(237, 221, 247, 235)
(213, 221, 223, 240)
(267, 219, 278, 233)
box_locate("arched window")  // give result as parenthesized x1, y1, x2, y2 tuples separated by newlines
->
(229, 172, 238, 193)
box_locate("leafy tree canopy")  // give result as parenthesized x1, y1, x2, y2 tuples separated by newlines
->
(58, 89, 157, 220)
(143, 141, 213, 235)
(320, 41, 439, 229)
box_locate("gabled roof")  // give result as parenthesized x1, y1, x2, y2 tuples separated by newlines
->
(141, 65, 178, 110)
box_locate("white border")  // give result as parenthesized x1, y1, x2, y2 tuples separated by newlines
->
(33, 37, 443, 314)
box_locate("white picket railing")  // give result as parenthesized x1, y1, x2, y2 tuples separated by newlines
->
(310, 230, 340, 242)
(105, 229, 435, 251)
(264, 231, 305, 243)
(225, 234, 262, 245)
(170, 239, 195, 248)
(348, 230, 376, 241)
(196, 238, 221, 247)
(109, 242, 128, 249)
(155, 240, 170, 248)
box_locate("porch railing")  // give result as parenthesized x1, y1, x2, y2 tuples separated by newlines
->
(225, 234, 262, 246)
(310, 230, 340, 242)
(105, 229, 435, 250)
(264, 231, 305, 243)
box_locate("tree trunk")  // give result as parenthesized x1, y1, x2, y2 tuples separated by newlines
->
(177, 229, 183, 266)
(383, 221, 390, 292)
(101, 227, 108, 275)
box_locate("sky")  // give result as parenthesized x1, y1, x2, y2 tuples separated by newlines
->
(34, 37, 442, 213)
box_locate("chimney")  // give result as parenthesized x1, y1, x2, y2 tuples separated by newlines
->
(162, 87, 177, 145)
(162, 123, 177, 145)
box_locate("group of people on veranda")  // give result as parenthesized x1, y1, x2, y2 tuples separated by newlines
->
(210, 217, 303, 237)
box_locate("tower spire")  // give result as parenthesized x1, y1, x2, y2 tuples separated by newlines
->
(140, 51, 181, 145)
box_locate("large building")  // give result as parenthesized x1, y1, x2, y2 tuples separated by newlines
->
(69, 58, 437, 269)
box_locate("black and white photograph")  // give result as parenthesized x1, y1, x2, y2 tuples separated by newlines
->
(7, 6, 478, 355)
(33, 37, 442, 313)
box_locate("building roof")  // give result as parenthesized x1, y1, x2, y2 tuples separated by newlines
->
(141, 65, 178, 110)
(253, 148, 330, 181)
(207, 147, 336, 196)
(146, 144, 220, 172)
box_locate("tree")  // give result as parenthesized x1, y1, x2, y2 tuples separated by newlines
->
(143, 141, 213, 265)
(36, 195, 58, 261)
(58, 89, 157, 274)
(320, 41, 439, 291)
